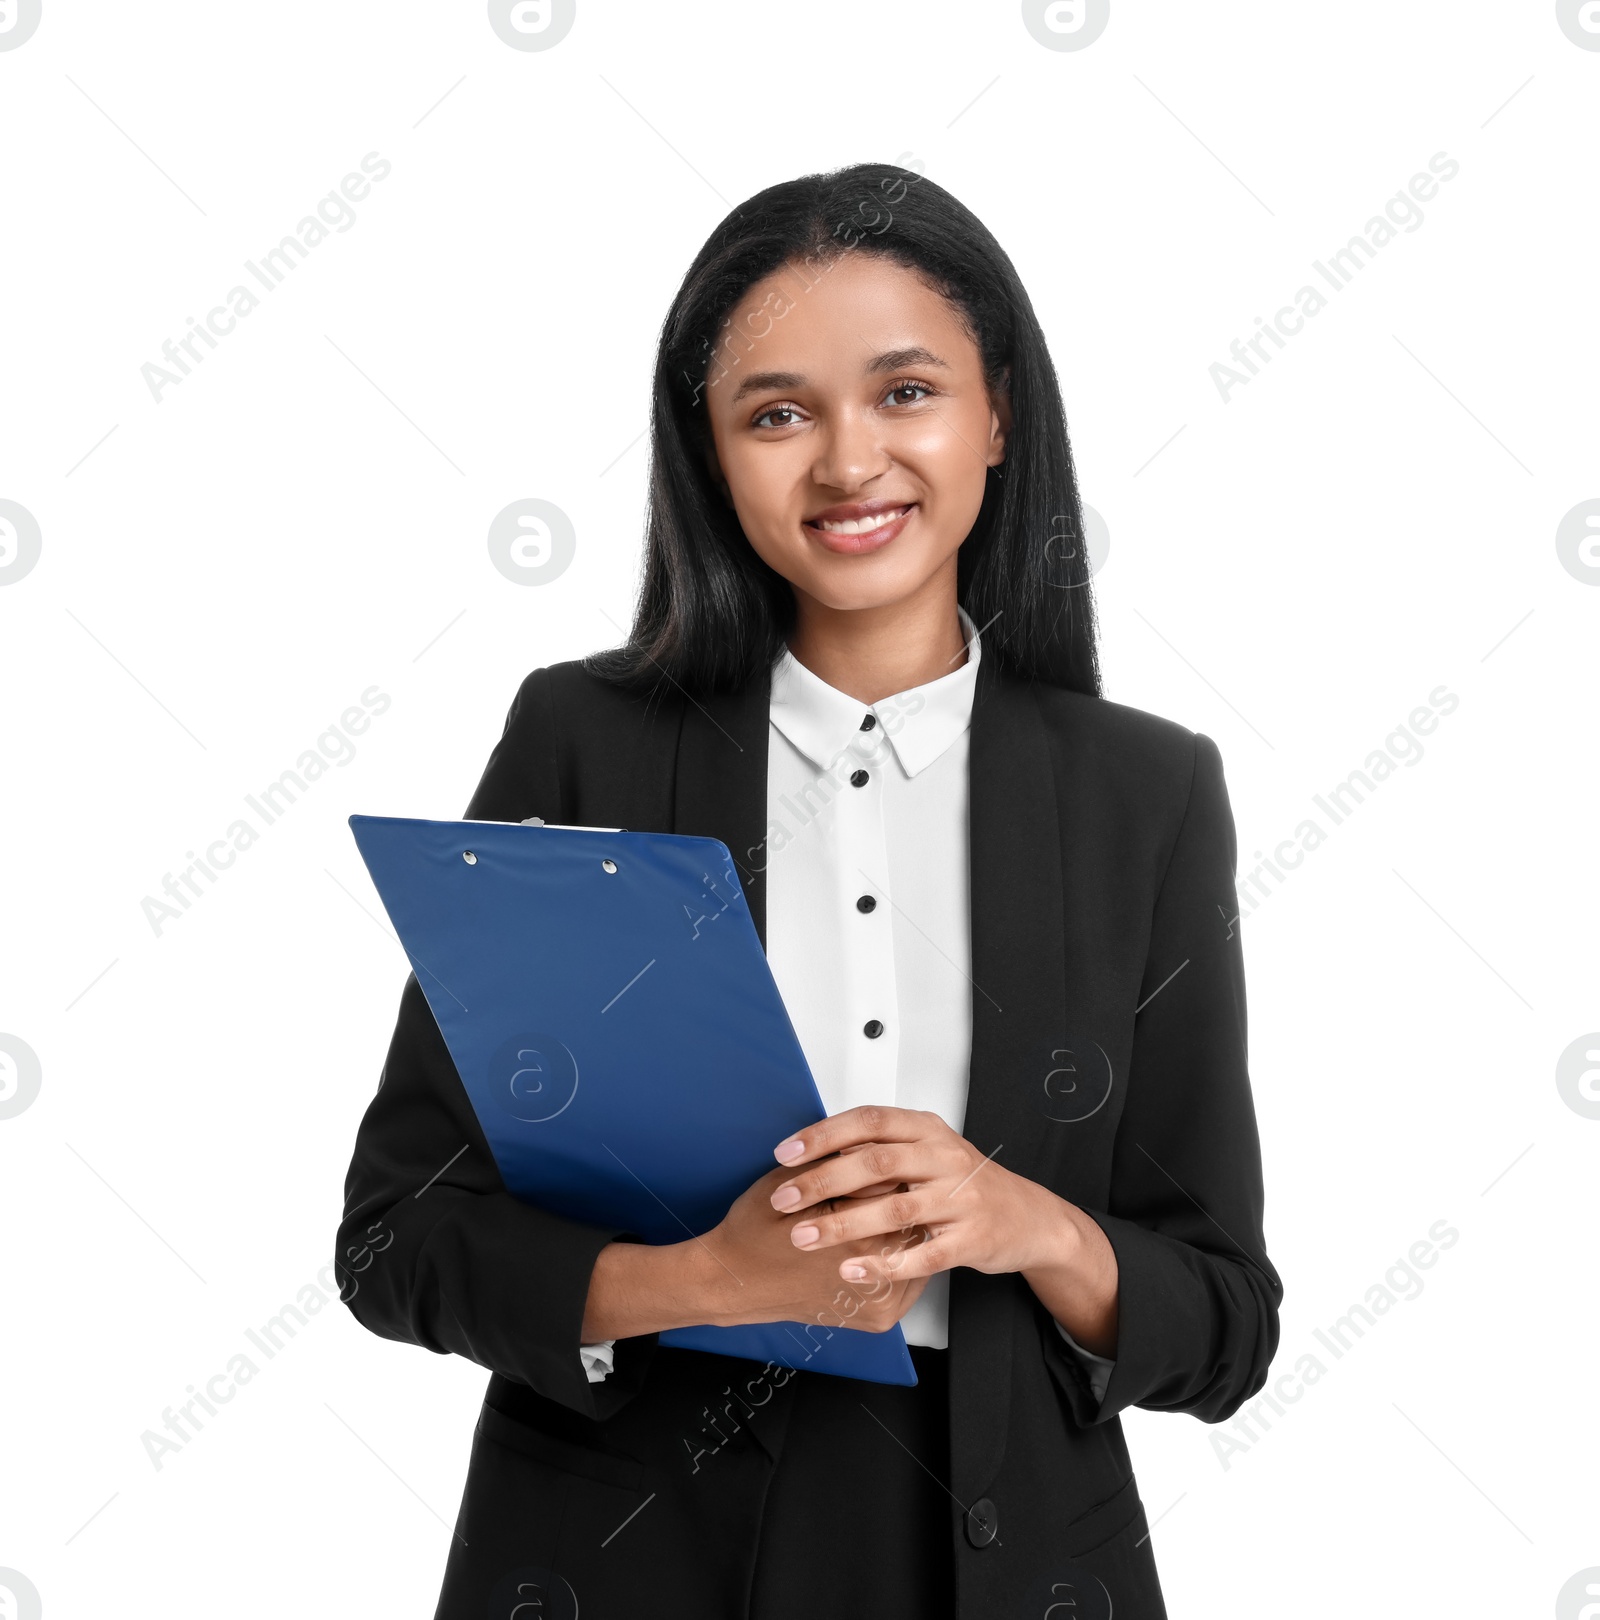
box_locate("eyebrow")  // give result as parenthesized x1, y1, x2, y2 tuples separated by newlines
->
(728, 346, 951, 405)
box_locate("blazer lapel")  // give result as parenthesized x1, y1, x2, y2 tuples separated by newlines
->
(962, 659, 1072, 1193)
(670, 667, 774, 946)
(948, 654, 1072, 1499)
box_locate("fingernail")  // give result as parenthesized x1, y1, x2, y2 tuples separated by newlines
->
(774, 1139, 805, 1163)
(771, 1185, 802, 1211)
(842, 1264, 867, 1280)
(791, 1224, 819, 1247)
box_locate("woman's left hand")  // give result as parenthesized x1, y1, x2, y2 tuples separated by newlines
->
(770, 1105, 1074, 1281)
(768, 1104, 1121, 1359)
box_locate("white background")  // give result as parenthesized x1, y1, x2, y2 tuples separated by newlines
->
(1, 3, 1596, 1615)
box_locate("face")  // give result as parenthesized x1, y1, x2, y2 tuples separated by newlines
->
(701, 251, 1009, 621)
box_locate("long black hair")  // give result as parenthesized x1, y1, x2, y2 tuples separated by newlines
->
(584, 161, 1103, 703)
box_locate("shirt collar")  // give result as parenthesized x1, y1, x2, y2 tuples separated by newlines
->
(769, 603, 982, 780)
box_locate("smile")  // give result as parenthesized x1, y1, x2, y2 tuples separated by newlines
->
(802, 503, 916, 554)
(812, 506, 909, 535)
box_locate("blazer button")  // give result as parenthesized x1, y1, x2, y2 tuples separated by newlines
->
(850, 769, 869, 787)
(863, 1019, 884, 1039)
(856, 894, 876, 913)
(965, 1497, 999, 1548)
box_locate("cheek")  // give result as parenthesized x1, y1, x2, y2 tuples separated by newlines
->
(899, 423, 989, 525)
(717, 451, 817, 578)
(719, 441, 802, 532)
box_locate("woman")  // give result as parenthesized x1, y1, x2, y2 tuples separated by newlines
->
(336, 162, 1282, 1620)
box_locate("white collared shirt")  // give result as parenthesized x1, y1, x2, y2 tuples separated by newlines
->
(580, 604, 1113, 1401)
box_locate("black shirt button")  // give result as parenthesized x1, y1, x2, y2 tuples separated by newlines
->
(850, 769, 869, 787)
(856, 895, 876, 913)
(965, 1497, 999, 1548)
(860, 713, 877, 730)
(863, 1020, 883, 1039)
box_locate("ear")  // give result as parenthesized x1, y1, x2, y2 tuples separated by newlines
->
(986, 366, 1013, 469)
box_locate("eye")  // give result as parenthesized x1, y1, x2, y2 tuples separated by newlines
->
(753, 402, 803, 429)
(882, 378, 936, 407)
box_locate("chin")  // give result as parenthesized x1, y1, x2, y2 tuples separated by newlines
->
(797, 568, 940, 615)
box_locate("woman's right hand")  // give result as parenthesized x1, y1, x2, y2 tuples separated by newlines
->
(693, 1164, 929, 1335)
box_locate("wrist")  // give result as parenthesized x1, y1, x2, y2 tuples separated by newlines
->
(582, 1237, 718, 1340)
(1014, 1181, 1083, 1276)
(1018, 1195, 1119, 1360)
(682, 1230, 734, 1328)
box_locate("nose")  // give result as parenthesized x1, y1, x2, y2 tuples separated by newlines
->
(813, 405, 890, 493)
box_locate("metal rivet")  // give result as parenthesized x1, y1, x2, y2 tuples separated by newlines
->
(463, 851, 477, 865)
(602, 858, 618, 874)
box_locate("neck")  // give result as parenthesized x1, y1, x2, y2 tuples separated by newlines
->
(784, 564, 970, 705)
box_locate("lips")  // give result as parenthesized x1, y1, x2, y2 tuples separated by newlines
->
(802, 501, 916, 554)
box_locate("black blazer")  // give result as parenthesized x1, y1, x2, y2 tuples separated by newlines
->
(336, 651, 1282, 1619)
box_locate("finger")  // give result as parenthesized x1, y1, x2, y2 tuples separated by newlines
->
(833, 1144, 898, 1194)
(773, 1105, 936, 1168)
(769, 1142, 928, 1212)
(840, 1234, 952, 1285)
(788, 1188, 932, 1251)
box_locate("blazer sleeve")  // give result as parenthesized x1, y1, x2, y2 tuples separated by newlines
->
(333, 668, 660, 1420)
(1051, 731, 1283, 1428)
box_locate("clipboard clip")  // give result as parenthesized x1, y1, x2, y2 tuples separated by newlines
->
(520, 817, 628, 832)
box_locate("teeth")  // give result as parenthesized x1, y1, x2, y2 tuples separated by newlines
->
(813, 507, 908, 535)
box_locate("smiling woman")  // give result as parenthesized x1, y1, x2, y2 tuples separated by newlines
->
(586, 162, 1102, 701)
(336, 161, 1282, 1620)
(703, 260, 1008, 683)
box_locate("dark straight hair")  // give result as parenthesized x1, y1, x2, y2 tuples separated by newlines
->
(585, 161, 1104, 704)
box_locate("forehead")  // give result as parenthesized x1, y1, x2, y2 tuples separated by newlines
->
(719, 252, 979, 377)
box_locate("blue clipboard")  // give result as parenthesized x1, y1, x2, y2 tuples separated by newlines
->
(349, 813, 916, 1387)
